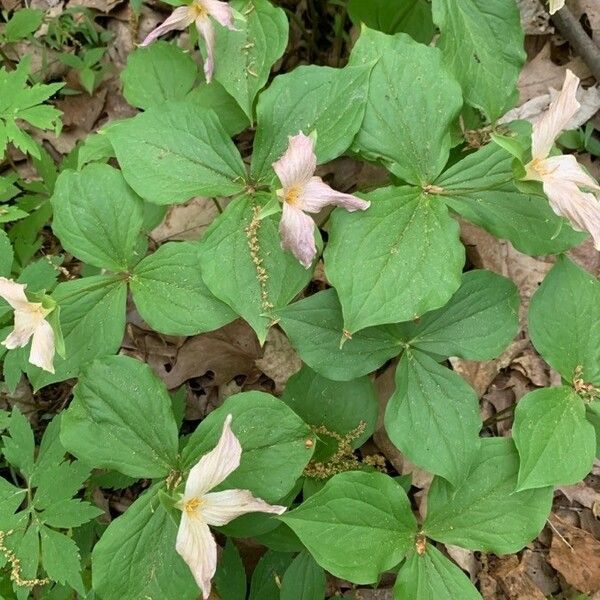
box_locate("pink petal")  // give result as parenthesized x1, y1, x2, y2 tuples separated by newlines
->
(532, 70, 580, 160)
(273, 133, 317, 191)
(0, 277, 30, 311)
(184, 414, 241, 499)
(279, 202, 317, 268)
(1, 304, 45, 350)
(203, 0, 235, 29)
(548, 0, 565, 14)
(196, 16, 216, 83)
(29, 319, 55, 373)
(543, 154, 600, 191)
(140, 6, 193, 46)
(300, 177, 371, 214)
(175, 513, 217, 599)
(201, 489, 286, 527)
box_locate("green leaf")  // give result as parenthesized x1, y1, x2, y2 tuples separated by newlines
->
(347, 0, 434, 43)
(394, 544, 481, 600)
(40, 499, 103, 528)
(349, 28, 462, 185)
(33, 460, 91, 509)
(251, 63, 372, 183)
(199, 194, 314, 343)
(214, 0, 288, 120)
(181, 391, 314, 503)
(4, 9, 44, 42)
(0, 478, 26, 524)
(60, 355, 179, 478)
(0, 228, 13, 277)
(28, 275, 127, 390)
(40, 527, 85, 594)
(424, 438, 553, 554)
(432, 0, 525, 121)
(214, 539, 246, 600)
(529, 256, 600, 385)
(108, 100, 246, 204)
(281, 471, 417, 583)
(131, 241, 236, 335)
(385, 351, 481, 487)
(51, 164, 144, 271)
(588, 401, 600, 458)
(76, 131, 115, 170)
(278, 289, 402, 380)
(121, 42, 199, 110)
(280, 551, 326, 600)
(3, 408, 35, 477)
(325, 186, 464, 333)
(513, 386, 596, 490)
(248, 550, 293, 600)
(435, 142, 585, 255)
(401, 270, 519, 360)
(92, 485, 197, 600)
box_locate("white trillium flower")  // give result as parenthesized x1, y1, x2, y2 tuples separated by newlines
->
(548, 0, 565, 14)
(0, 277, 55, 373)
(176, 414, 285, 599)
(523, 70, 600, 250)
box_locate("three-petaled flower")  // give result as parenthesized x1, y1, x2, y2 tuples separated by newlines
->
(523, 70, 600, 250)
(0, 278, 55, 373)
(175, 414, 285, 599)
(141, 0, 235, 83)
(273, 132, 371, 268)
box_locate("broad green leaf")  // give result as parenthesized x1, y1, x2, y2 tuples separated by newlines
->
(0, 205, 28, 223)
(281, 471, 417, 583)
(109, 101, 246, 204)
(0, 229, 13, 276)
(385, 351, 481, 487)
(40, 526, 85, 594)
(325, 186, 464, 333)
(0, 478, 26, 524)
(349, 28, 462, 185)
(76, 131, 115, 169)
(435, 142, 585, 255)
(4, 9, 44, 42)
(92, 486, 198, 600)
(394, 544, 481, 600)
(61, 355, 179, 478)
(28, 275, 127, 389)
(199, 194, 314, 343)
(121, 42, 198, 109)
(248, 550, 293, 600)
(255, 522, 303, 553)
(214, 0, 288, 120)
(588, 401, 600, 458)
(40, 498, 103, 528)
(13, 522, 40, 592)
(424, 438, 553, 554)
(251, 63, 371, 182)
(401, 270, 519, 360)
(530, 256, 600, 385)
(278, 289, 403, 380)
(3, 408, 35, 477)
(33, 460, 91, 509)
(513, 387, 596, 490)
(131, 241, 235, 336)
(432, 0, 525, 121)
(214, 539, 246, 600)
(280, 551, 326, 600)
(347, 0, 434, 43)
(51, 164, 144, 271)
(181, 391, 314, 503)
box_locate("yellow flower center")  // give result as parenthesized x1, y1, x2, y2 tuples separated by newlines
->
(283, 185, 302, 206)
(529, 157, 551, 177)
(184, 497, 204, 516)
(190, 1, 207, 19)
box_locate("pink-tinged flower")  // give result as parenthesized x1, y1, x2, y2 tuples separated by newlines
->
(140, 0, 235, 83)
(523, 70, 600, 249)
(0, 278, 55, 373)
(273, 133, 371, 268)
(176, 414, 285, 599)
(548, 0, 564, 14)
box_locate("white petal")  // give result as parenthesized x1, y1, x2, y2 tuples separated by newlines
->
(273, 133, 317, 190)
(29, 319, 55, 373)
(543, 177, 600, 249)
(532, 70, 580, 160)
(0, 277, 30, 311)
(184, 414, 241, 499)
(202, 489, 286, 526)
(543, 154, 600, 191)
(1, 305, 45, 350)
(176, 513, 217, 599)
(279, 202, 317, 268)
(196, 16, 216, 83)
(203, 0, 236, 29)
(140, 6, 193, 46)
(300, 177, 371, 214)
(548, 0, 565, 14)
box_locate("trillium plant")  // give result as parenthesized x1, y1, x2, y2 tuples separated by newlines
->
(0, 0, 599, 598)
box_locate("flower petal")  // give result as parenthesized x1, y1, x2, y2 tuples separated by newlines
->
(203, 0, 235, 29)
(175, 513, 217, 599)
(532, 69, 580, 160)
(1, 305, 45, 350)
(299, 177, 371, 213)
(548, 0, 565, 14)
(273, 133, 317, 190)
(184, 414, 241, 499)
(543, 177, 600, 249)
(0, 277, 30, 311)
(279, 202, 317, 268)
(543, 154, 600, 191)
(29, 319, 55, 373)
(196, 16, 216, 83)
(202, 489, 286, 526)
(140, 6, 193, 46)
